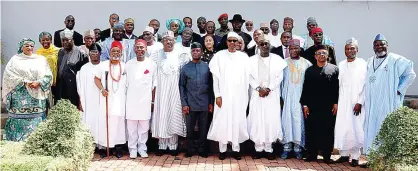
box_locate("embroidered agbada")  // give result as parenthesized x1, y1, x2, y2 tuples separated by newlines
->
(2, 53, 52, 141)
(76, 62, 101, 144)
(36, 45, 60, 85)
(281, 57, 312, 148)
(334, 58, 367, 154)
(247, 53, 287, 148)
(151, 49, 190, 138)
(363, 53, 416, 154)
(95, 60, 127, 148)
(207, 50, 250, 145)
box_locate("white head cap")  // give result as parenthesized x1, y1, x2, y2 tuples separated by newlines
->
(143, 26, 154, 34)
(346, 37, 358, 46)
(227, 32, 239, 39)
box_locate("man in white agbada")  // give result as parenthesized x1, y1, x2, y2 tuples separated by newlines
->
(152, 31, 190, 156)
(207, 32, 250, 160)
(281, 39, 312, 160)
(94, 40, 127, 158)
(362, 34, 416, 168)
(334, 38, 367, 167)
(125, 39, 157, 159)
(142, 26, 163, 61)
(76, 44, 102, 150)
(173, 27, 193, 57)
(248, 34, 287, 160)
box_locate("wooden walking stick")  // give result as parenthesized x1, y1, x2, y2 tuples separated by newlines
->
(105, 71, 110, 159)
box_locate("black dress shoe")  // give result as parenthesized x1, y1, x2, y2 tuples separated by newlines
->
(99, 149, 107, 158)
(359, 162, 370, 168)
(267, 152, 276, 160)
(156, 149, 165, 156)
(350, 159, 359, 167)
(232, 152, 241, 160)
(198, 151, 208, 158)
(219, 152, 227, 160)
(115, 147, 123, 158)
(252, 152, 262, 159)
(323, 159, 335, 164)
(304, 155, 317, 162)
(170, 150, 178, 156)
(185, 152, 193, 158)
(335, 156, 350, 163)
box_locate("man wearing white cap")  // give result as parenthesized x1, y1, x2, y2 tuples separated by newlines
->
(260, 23, 269, 35)
(334, 38, 367, 167)
(151, 31, 190, 156)
(123, 18, 138, 39)
(247, 34, 287, 160)
(141, 26, 163, 61)
(79, 30, 96, 55)
(207, 32, 250, 160)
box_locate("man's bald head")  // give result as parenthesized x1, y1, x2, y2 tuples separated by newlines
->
(64, 15, 75, 30)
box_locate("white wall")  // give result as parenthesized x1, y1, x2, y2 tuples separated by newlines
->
(1, 1, 418, 94)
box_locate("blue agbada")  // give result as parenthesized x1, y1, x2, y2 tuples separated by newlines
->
(99, 37, 135, 63)
(363, 52, 416, 154)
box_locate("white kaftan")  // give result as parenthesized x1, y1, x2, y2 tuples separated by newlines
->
(207, 50, 250, 145)
(147, 42, 163, 62)
(151, 49, 190, 138)
(334, 58, 367, 153)
(248, 54, 287, 148)
(76, 62, 101, 144)
(126, 57, 157, 120)
(95, 60, 127, 148)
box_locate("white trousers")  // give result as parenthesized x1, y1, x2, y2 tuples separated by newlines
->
(340, 148, 361, 160)
(158, 135, 178, 150)
(127, 120, 149, 152)
(255, 143, 273, 153)
(219, 142, 240, 153)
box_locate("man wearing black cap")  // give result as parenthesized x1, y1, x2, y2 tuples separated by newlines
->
(76, 43, 102, 156)
(179, 42, 214, 158)
(218, 14, 252, 52)
(300, 45, 339, 164)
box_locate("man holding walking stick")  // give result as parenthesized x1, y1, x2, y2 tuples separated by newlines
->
(94, 41, 127, 158)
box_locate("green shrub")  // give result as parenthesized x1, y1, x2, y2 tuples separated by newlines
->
(368, 107, 418, 171)
(0, 100, 95, 171)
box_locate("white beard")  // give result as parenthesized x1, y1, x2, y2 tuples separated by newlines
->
(375, 51, 387, 57)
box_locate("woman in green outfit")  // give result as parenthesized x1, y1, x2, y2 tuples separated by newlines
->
(2, 38, 53, 141)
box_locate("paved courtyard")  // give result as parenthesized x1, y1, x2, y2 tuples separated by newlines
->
(89, 153, 370, 171)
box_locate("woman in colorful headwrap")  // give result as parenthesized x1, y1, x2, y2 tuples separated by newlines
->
(36, 32, 60, 107)
(166, 18, 185, 43)
(2, 38, 53, 141)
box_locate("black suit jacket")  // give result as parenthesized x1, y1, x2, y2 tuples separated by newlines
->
(53, 29, 83, 48)
(246, 46, 256, 57)
(271, 45, 305, 58)
(191, 32, 201, 43)
(123, 34, 138, 40)
(100, 28, 111, 42)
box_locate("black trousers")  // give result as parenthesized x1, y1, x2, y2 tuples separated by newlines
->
(186, 111, 209, 153)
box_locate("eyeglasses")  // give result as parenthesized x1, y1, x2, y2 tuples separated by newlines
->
(228, 39, 238, 43)
(261, 28, 269, 31)
(246, 24, 253, 26)
(259, 42, 268, 46)
(315, 51, 328, 55)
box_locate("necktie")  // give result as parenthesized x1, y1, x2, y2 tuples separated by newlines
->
(285, 47, 290, 58)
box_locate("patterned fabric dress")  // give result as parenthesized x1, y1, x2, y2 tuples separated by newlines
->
(2, 53, 52, 141)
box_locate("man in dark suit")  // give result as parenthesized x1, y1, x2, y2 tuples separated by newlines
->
(100, 13, 119, 41)
(271, 31, 305, 58)
(53, 15, 83, 47)
(246, 29, 263, 57)
(217, 14, 252, 52)
(183, 17, 202, 43)
(123, 18, 138, 39)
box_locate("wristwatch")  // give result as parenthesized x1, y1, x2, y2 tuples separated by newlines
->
(255, 86, 261, 91)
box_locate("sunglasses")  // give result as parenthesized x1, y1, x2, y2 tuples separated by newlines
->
(259, 42, 268, 46)
(228, 39, 238, 43)
(261, 28, 269, 31)
(246, 24, 253, 26)
(315, 51, 328, 55)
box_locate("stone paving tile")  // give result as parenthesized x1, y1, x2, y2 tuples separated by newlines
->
(89, 153, 371, 171)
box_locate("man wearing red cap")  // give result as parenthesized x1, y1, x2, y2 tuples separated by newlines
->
(125, 39, 157, 159)
(94, 40, 127, 158)
(214, 13, 230, 38)
(301, 27, 336, 65)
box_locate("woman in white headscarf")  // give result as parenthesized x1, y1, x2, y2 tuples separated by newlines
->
(2, 38, 52, 141)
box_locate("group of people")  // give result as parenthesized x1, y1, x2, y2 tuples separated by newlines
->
(2, 12, 416, 168)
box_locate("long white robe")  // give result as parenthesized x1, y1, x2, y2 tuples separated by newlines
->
(248, 54, 287, 145)
(173, 42, 191, 59)
(207, 50, 250, 145)
(147, 42, 163, 62)
(125, 57, 157, 120)
(151, 49, 190, 138)
(364, 53, 416, 154)
(268, 32, 282, 48)
(95, 60, 127, 148)
(76, 62, 101, 144)
(334, 58, 367, 152)
(281, 57, 312, 147)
